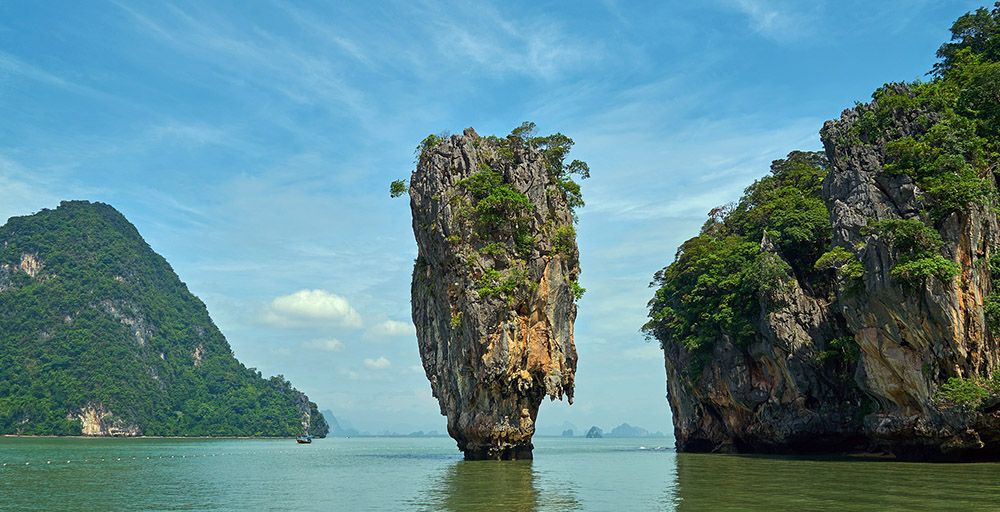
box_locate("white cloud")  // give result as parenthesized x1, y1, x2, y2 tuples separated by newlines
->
(366, 319, 415, 338)
(302, 338, 345, 352)
(264, 289, 362, 328)
(364, 356, 391, 370)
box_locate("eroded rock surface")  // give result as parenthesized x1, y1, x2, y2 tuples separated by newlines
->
(409, 127, 582, 459)
(70, 403, 141, 437)
(655, 81, 1000, 460)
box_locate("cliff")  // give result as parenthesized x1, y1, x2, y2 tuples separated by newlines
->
(646, 4, 1000, 459)
(0, 201, 327, 437)
(407, 124, 587, 459)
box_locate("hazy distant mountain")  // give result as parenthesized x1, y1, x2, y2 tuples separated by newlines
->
(537, 420, 578, 436)
(321, 409, 361, 437)
(610, 423, 649, 437)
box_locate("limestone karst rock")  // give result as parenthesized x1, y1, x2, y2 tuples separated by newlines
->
(408, 125, 585, 459)
(649, 72, 1000, 459)
(647, 5, 1000, 459)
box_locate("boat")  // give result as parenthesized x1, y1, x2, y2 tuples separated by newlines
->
(296, 435, 312, 444)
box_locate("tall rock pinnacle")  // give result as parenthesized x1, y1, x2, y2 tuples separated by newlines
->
(407, 124, 586, 459)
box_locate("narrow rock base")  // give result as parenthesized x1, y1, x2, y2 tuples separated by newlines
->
(463, 443, 533, 461)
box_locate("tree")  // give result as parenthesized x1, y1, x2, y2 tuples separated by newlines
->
(934, 2, 1000, 75)
(390, 179, 407, 198)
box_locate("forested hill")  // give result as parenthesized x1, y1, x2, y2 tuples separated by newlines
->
(0, 200, 328, 437)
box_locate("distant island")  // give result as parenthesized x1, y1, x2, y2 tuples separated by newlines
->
(577, 423, 666, 439)
(0, 201, 327, 438)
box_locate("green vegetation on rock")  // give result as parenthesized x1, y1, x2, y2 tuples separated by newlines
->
(934, 373, 1000, 409)
(868, 219, 960, 285)
(389, 179, 407, 198)
(0, 201, 327, 437)
(644, 151, 831, 354)
(410, 123, 590, 305)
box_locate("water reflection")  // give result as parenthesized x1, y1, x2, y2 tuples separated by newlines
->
(415, 459, 580, 511)
(675, 452, 1000, 511)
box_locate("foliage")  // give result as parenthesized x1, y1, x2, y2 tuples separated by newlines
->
(569, 279, 586, 301)
(860, 14, 1000, 223)
(416, 133, 445, 156)
(935, 376, 991, 409)
(890, 256, 961, 283)
(934, 2, 1000, 76)
(506, 121, 590, 218)
(389, 179, 407, 198)
(644, 152, 833, 352)
(456, 169, 533, 252)
(724, 151, 831, 273)
(869, 219, 960, 285)
(958, 61, 1000, 138)
(816, 336, 860, 365)
(479, 242, 507, 256)
(815, 246, 865, 282)
(475, 266, 525, 301)
(644, 235, 762, 350)
(450, 312, 462, 330)
(0, 201, 325, 437)
(985, 292, 1000, 334)
(552, 225, 576, 256)
(883, 116, 990, 220)
(440, 123, 588, 306)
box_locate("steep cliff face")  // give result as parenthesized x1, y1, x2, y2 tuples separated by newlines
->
(649, 5, 1000, 459)
(408, 126, 585, 459)
(821, 89, 1000, 458)
(0, 201, 327, 437)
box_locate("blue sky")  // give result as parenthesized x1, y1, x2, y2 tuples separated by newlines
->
(0, 0, 985, 434)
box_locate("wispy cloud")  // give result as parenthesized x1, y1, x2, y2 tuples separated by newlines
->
(396, 1, 602, 81)
(111, 1, 374, 126)
(303, 338, 346, 352)
(364, 356, 391, 370)
(365, 319, 415, 339)
(719, 0, 818, 42)
(0, 51, 119, 102)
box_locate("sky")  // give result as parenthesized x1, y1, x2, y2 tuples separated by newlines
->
(0, 0, 986, 435)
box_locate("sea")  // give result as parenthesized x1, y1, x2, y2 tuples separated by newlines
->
(2, 436, 999, 511)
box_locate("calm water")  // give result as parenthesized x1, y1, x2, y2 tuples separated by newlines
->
(1, 436, 999, 511)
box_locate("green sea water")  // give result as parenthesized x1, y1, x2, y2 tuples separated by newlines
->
(1, 436, 999, 511)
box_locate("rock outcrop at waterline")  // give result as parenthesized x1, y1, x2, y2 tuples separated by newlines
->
(646, 5, 1000, 460)
(407, 125, 586, 459)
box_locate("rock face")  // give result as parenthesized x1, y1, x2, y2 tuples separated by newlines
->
(662, 235, 865, 453)
(70, 404, 141, 436)
(821, 94, 1000, 458)
(408, 127, 581, 459)
(654, 81, 1000, 459)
